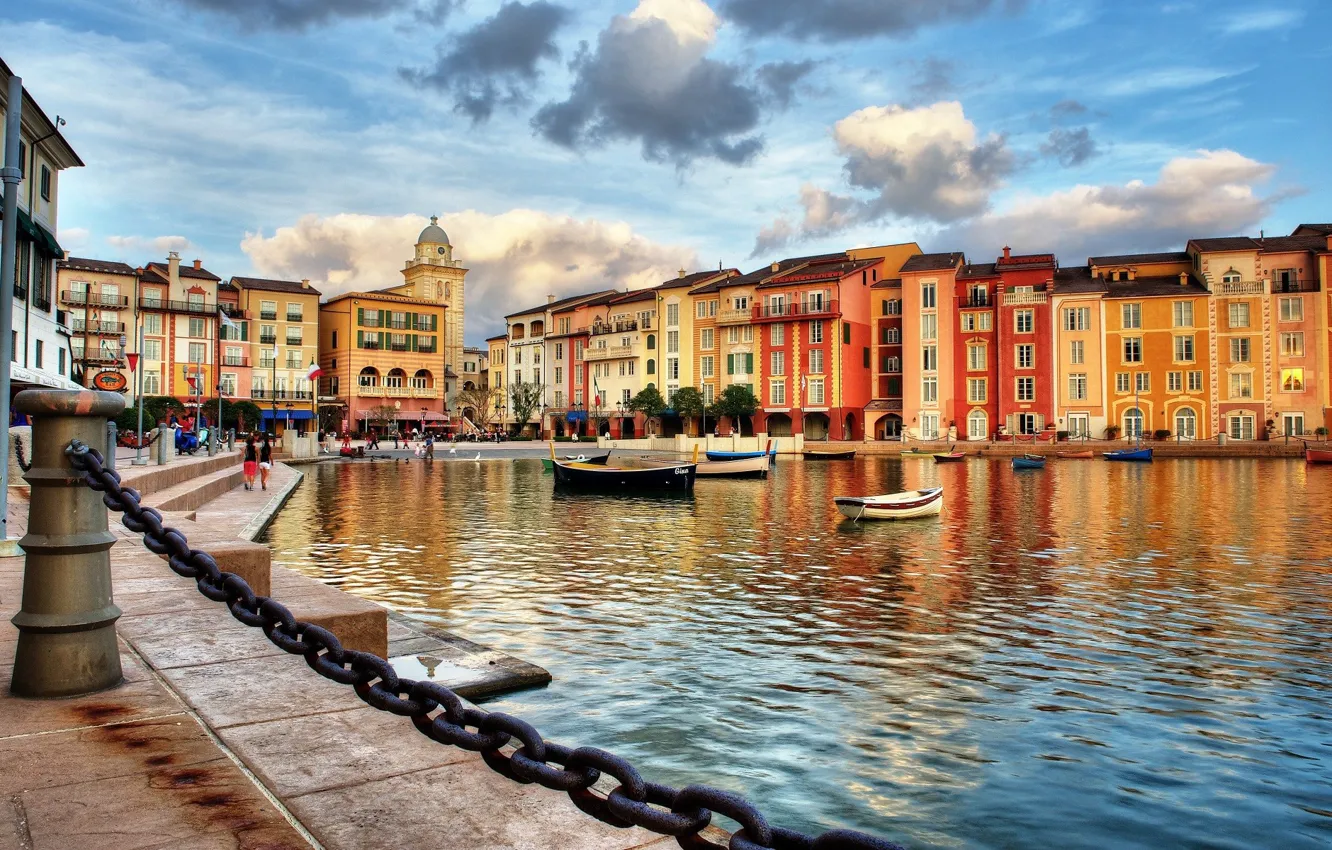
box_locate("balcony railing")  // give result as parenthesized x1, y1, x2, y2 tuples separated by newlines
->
(33, 293, 51, 312)
(411, 387, 439, 399)
(1272, 279, 1319, 293)
(361, 317, 382, 328)
(61, 291, 130, 308)
(716, 308, 751, 326)
(286, 313, 304, 323)
(220, 304, 248, 319)
(589, 320, 641, 336)
(285, 337, 303, 347)
(356, 385, 386, 397)
(1002, 290, 1048, 305)
(752, 300, 839, 322)
(73, 350, 121, 365)
(138, 297, 217, 314)
(584, 344, 634, 361)
(417, 344, 437, 354)
(71, 320, 126, 335)
(260, 311, 278, 321)
(252, 389, 270, 399)
(385, 386, 411, 398)
(222, 356, 250, 367)
(957, 296, 991, 308)
(1218, 280, 1263, 295)
(260, 334, 277, 345)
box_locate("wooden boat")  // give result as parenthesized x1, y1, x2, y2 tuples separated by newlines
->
(1103, 447, 1153, 462)
(643, 453, 770, 478)
(1012, 454, 1046, 470)
(551, 458, 695, 492)
(900, 448, 934, 457)
(1055, 450, 1094, 459)
(1305, 443, 1332, 464)
(834, 487, 944, 521)
(541, 453, 610, 471)
(705, 447, 775, 461)
(932, 446, 965, 463)
(803, 448, 856, 460)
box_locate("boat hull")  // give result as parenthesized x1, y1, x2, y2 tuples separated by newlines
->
(695, 455, 770, 477)
(834, 488, 943, 521)
(1055, 450, 1094, 459)
(1012, 455, 1046, 470)
(705, 449, 776, 461)
(933, 453, 965, 463)
(552, 460, 696, 492)
(1305, 445, 1332, 464)
(803, 449, 856, 460)
(1103, 448, 1153, 462)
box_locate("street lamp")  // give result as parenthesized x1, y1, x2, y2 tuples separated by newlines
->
(269, 347, 278, 437)
(285, 402, 293, 435)
(420, 406, 427, 438)
(132, 323, 147, 466)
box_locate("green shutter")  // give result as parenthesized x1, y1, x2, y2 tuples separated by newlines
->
(410, 335, 418, 352)
(357, 307, 363, 325)
(241, 322, 248, 341)
(357, 330, 363, 347)
(844, 324, 851, 344)
(746, 353, 754, 373)
(727, 354, 734, 375)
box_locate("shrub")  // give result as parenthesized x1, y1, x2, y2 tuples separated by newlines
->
(1153, 429, 1171, 441)
(1104, 425, 1121, 440)
(1056, 430, 1070, 441)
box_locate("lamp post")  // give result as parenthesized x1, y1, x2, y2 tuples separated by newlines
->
(285, 402, 292, 436)
(269, 347, 278, 437)
(132, 322, 146, 465)
(420, 406, 427, 438)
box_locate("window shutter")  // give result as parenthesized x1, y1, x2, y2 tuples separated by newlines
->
(380, 332, 387, 348)
(844, 324, 851, 344)
(863, 347, 870, 368)
(357, 330, 363, 347)
(357, 307, 363, 325)
(746, 353, 754, 373)
(727, 354, 734, 375)
(410, 335, 417, 352)
(1006, 414, 1015, 433)
(241, 323, 248, 341)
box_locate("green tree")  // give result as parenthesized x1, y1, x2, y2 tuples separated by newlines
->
(670, 386, 705, 435)
(455, 385, 500, 432)
(318, 403, 344, 435)
(708, 384, 759, 435)
(508, 380, 544, 436)
(628, 384, 667, 436)
(369, 404, 398, 435)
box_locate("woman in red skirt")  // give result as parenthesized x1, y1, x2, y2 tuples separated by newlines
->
(242, 435, 258, 490)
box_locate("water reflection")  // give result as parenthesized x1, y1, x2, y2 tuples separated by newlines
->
(264, 456, 1332, 849)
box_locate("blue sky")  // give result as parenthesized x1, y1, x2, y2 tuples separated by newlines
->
(6, 0, 1328, 343)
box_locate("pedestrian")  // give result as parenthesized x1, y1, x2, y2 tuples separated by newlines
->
(318, 429, 327, 454)
(341, 431, 352, 454)
(368, 430, 380, 450)
(242, 435, 258, 490)
(424, 433, 434, 460)
(392, 430, 400, 449)
(258, 434, 273, 491)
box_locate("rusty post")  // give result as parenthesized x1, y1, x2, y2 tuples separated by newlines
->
(10, 389, 125, 697)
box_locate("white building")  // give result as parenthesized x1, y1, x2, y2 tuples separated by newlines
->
(0, 58, 84, 391)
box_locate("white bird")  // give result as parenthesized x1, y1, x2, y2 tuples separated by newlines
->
(449, 446, 457, 455)
(474, 453, 481, 461)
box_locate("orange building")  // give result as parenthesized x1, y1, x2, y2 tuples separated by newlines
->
(900, 252, 965, 440)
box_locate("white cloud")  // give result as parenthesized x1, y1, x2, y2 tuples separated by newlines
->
(628, 0, 720, 44)
(58, 227, 91, 254)
(240, 211, 698, 343)
(1217, 8, 1302, 34)
(105, 235, 197, 256)
(939, 149, 1280, 259)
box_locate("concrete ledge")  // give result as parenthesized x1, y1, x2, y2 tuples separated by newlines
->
(154, 468, 246, 513)
(204, 540, 272, 598)
(120, 451, 243, 498)
(386, 611, 551, 700)
(238, 466, 304, 542)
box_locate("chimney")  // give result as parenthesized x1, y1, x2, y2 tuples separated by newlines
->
(167, 251, 181, 287)
(1002, 245, 1011, 260)
(678, 267, 687, 279)
(1090, 264, 1099, 279)
(192, 258, 202, 270)
(301, 278, 310, 289)
(547, 293, 555, 304)
(771, 262, 780, 272)
(1179, 272, 1189, 287)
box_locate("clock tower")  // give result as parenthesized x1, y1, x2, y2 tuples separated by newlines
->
(391, 215, 468, 406)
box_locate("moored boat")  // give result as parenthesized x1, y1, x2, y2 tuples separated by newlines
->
(1055, 450, 1094, 459)
(705, 447, 776, 461)
(542, 453, 610, 471)
(1305, 443, 1332, 464)
(659, 454, 770, 478)
(551, 459, 696, 492)
(834, 487, 944, 521)
(933, 446, 965, 463)
(900, 448, 934, 457)
(1103, 447, 1153, 462)
(803, 448, 856, 460)
(1012, 454, 1046, 470)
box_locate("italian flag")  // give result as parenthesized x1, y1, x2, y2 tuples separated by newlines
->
(307, 360, 323, 381)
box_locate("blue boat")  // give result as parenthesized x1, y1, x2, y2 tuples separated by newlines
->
(1103, 447, 1153, 462)
(1012, 454, 1046, 470)
(705, 440, 775, 462)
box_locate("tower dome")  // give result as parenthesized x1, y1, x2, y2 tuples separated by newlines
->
(417, 215, 450, 246)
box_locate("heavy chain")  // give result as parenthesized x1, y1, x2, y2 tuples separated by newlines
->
(13, 434, 32, 472)
(66, 439, 903, 850)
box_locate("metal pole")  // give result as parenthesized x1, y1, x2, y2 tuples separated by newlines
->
(105, 421, 116, 471)
(0, 76, 24, 544)
(133, 322, 145, 465)
(10, 389, 125, 697)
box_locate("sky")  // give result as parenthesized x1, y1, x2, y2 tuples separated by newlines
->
(6, 0, 1330, 344)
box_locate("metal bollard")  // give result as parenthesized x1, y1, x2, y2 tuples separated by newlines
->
(207, 427, 216, 457)
(105, 421, 117, 471)
(10, 389, 125, 697)
(156, 424, 170, 465)
(227, 428, 235, 452)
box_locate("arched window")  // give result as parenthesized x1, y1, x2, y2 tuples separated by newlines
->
(358, 366, 379, 386)
(1222, 269, 1242, 284)
(647, 359, 656, 375)
(1174, 407, 1196, 440)
(646, 334, 656, 350)
(967, 409, 988, 440)
(1123, 407, 1144, 439)
(386, 367, 407, 388)
(412, 369, 433, 390)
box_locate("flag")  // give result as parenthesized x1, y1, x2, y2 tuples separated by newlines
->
(592, 375, 601, 407)
(306, 360, 323, 381)
(218, 307, 239, 332)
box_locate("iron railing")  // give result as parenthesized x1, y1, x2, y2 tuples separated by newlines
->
(61, 291, 130, 307)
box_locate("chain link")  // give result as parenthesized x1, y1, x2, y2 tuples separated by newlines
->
(13, 434, 32, 472)
(65, 438, 904, 850)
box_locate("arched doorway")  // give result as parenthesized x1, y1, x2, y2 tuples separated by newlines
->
(767, 413, 792, 437)
(1174, 407, 1196, 440)
(877, 414, 902, 440)
(659, 414, 684, 437)
(967, 409, 988, 440)
(386, 367, 407, 394)
(599, 420, 611, 436)
(619, 417, 635, 437)
(1123, 407, 1144, 440)
(551, 419, 566, 438)
(842, 412, 856, 440)
(803, 412, 830, 440)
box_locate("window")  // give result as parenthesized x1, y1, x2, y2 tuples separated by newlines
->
(666, 303, 679, 327)
(144, 371, 160, 394)
(887, 299, 902, 315)
(771, 350, 785, 376)
(1229, 372, 1253, 399)
(1122, 303, 1142, 329)
(1175, 408, 1197, 440)
(1188, 371, 1204, 392)
(1229, 302, 1250, 328)
(967, 378, 986, 403)
(1135, 372, 1150, 393)
(1229, 415, 1255, 441)
(40, 164, 52, 201)
(1015, 310, 1034, 333)
(667, 358, 679, 380)
(770, 381, 786, 406)
(1063, 307, 1091, 331)
(1282, 412, 1305, 436)
(1222, 270, 1242, 284)
(921, 313, 937, 341)
(733, 295, 749, 311)
(1280, 296, 1304, 322)
(621, 389, 631, 405)
(1174, 335, 1194, 362)
(143, 313, 162, 335)
(967, 410, 988, 440)
(1017, 413, 1039, 435)
(703, 383, 714, 405)
(187, 317, 204, 338)
(922, 344, 938, 371)
(1068, 373, 1087, 401)
(976, 312, 990, 331)
(1123, 337, 1142, 363)
(58, 347, 65, 376)
(701, 356, 714, 378)
(968, 343, 986, 370)
(1172, 301, 1193, 328)
(1124, 408, 1145, 440)
(287, 303, 304, 322)
(219, 373, 237, 396)
(575, 340, 585, 360)
(554, 366, 563, 384)
(1115, 372, 1130, 393)
(1230, 338, 1251, 362)
(224, 346, 244, 366)
(1067, 413, 1090, 437)
(883, 328, 901, 344)
(810, 321, 824, 343)
(1070, 340, 1084, 365)
(742, 326, 755, 344)
(34, 339, 42, 369)
(961, 313, 976, 332)
(921, 282, 936, 308)
(920, 413, 940, 440)
(884, 356, 901, 373)
(667, 330, 679, 353)
(1282, 368, 1305, 392)
(922, 376, 937, 404)
(1281, 332, 1304, 357)
(260, 300, 277, 320)
(575, 365, 583, 384)
(1017, 344, 1034, 369)
(697, 301, 707, 318)
(770, 324, 784, 346)
(727, 326, 739, 344)
(143, 339, 162, 361)
(188, 342, 205, 363)
(1016, 376, 1035, 401)
(809, 378, 825, 405)
(554, 343, 563, 360)
(808, 349, 824, 373)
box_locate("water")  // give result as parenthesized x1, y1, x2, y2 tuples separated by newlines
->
(263, 454, 1332, 849)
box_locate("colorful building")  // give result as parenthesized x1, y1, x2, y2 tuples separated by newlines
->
(868, 277, 905, 439)
(230, 275, 321, 432)
(1050, 265, 1107, 438)
(953, 260, 999, 440)
(995, 249, 1058, 436)
(56, 257, 136, 390)
(900, 253, 965, 441)
(135, 253, 223, 404)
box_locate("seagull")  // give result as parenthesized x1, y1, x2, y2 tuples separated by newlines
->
(449, 445, 457, 455)
(474, 453, 481, 461)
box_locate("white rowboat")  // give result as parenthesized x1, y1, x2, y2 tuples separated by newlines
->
(834, 487, 944, 521)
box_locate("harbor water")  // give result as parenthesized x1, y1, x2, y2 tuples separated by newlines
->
(263, 454, 1332, 849)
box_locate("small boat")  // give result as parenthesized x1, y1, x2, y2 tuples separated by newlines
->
(900, 448, 934, 457)
(541, 453, 610, 471)
(641, 454, 770, 478)
(932, 446, 965, 463)
(1012, 454, 1046, 470)
(1103, 447, 1153, 462)
(1055, 450, 1094, 459)
(1305, 443, 1332, 464)
(834, 487, 944, 521)
(551, 458, 695, 492)
(803, 448, 856, 460)
(705, 447, 776, 462)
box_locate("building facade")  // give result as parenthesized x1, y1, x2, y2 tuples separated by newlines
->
(56, 257, 136, 390)
(900, 253, 965, 441)
(995, 250, 1058, 436)
(230, 276, 321, 433)
(134, 254, 223, 405)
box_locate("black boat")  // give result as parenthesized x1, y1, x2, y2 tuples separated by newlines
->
(551, 458, 696, 492)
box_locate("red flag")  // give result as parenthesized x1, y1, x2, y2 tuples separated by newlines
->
(126, 353, 139, 372)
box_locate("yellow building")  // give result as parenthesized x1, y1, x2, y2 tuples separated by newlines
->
(134, 253, 223, 403)
(231, 276, 322, 432)
(1050, 265, 1107, 438)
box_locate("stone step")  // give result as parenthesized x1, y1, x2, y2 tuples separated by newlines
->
(150, 465, 248, 513)
(121, 450, 244, 499)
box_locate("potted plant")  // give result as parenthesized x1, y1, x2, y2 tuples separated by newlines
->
(1104, 425, 1121, 440)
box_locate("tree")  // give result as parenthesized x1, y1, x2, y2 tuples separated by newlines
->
(628, 385, 667, 436)
(455, 384, 500, 432)
(508, 380, 544, 436)
(318, 403, 344, 435)
(671, 386, 705, 436)
(709, 384, 759, 435)
(369, 404, 398, 435)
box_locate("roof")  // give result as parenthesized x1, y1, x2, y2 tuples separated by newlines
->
(756, 257, 878, 290)
(505, 288, 616, 319)
(692, 252, 851, 294)
(1188, 237, 1259, 252)
(1103, 273, 1209, 299)
(957, 263, 998, 280)
(1292, 224, 1332, 237)
(656, 269, 736, 290)
(1088, 251, 1191, 266)
(140, 260, 221, 283)
(870, 277, 902, 289)
(0, 58, 83, 169)
(1256, 235, 1328, 253)
(417, 215, 450, 246)
(900, 252, 965, 273)
(58, 257, 136, 276)
(321, 291, 446, 309)
(231, 275, 322, 296)
(996, 253, 1056, 270)
(607, 288, 657, 306)
(485, 334, 507, 343)
(1051, 266, 1106, 294)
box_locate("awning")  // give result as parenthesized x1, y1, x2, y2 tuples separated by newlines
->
(0, 206, 63, 258)
(9, 365, 81, 390)
(261, 409, 315, 421)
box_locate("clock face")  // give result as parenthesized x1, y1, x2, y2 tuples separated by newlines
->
(436, 247, 446, 255)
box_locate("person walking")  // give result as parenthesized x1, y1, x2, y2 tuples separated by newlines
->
(367, 430, 380, 450)
(259, 435, 273, 491)
(392, 430, 400, 449)
(242, 435, 258, 490)
(424, 433, 435, 460)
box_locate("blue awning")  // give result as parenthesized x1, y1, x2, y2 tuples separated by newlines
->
(566, 410, 587, 422)
(261, 409, 314, 421)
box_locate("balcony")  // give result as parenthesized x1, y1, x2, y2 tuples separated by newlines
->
(957, 296, 991, 308)
(590, 319, 641, 336)
(1218, 280, 1263, 295)
(71, 320, 126, 335)
(1002, 290, 1048, 305)
(752, 300, 839, 323)
(389, 320, 410, 330)
(716, 308, 751, 326)
(356, 385, 386, 398)
(417, 344, 437, 354)
(285, 337, 303, 347)
(73, 350, 121, 365)
(286, 313, 304, 323)
(221, 304, 248, 319)
(584, 344, 634, 361)
(385, 386, 412, 398)
(138, 297, 217, 314)
(252, 389, 270, 399)
(260, 334, 277, 345)
(411, 387, 439, 399)
(259, 311, 278, 321)
(61, 291, 130, 308)
(1272, 279, 1319, 293)
(222, 356, 250, 367)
